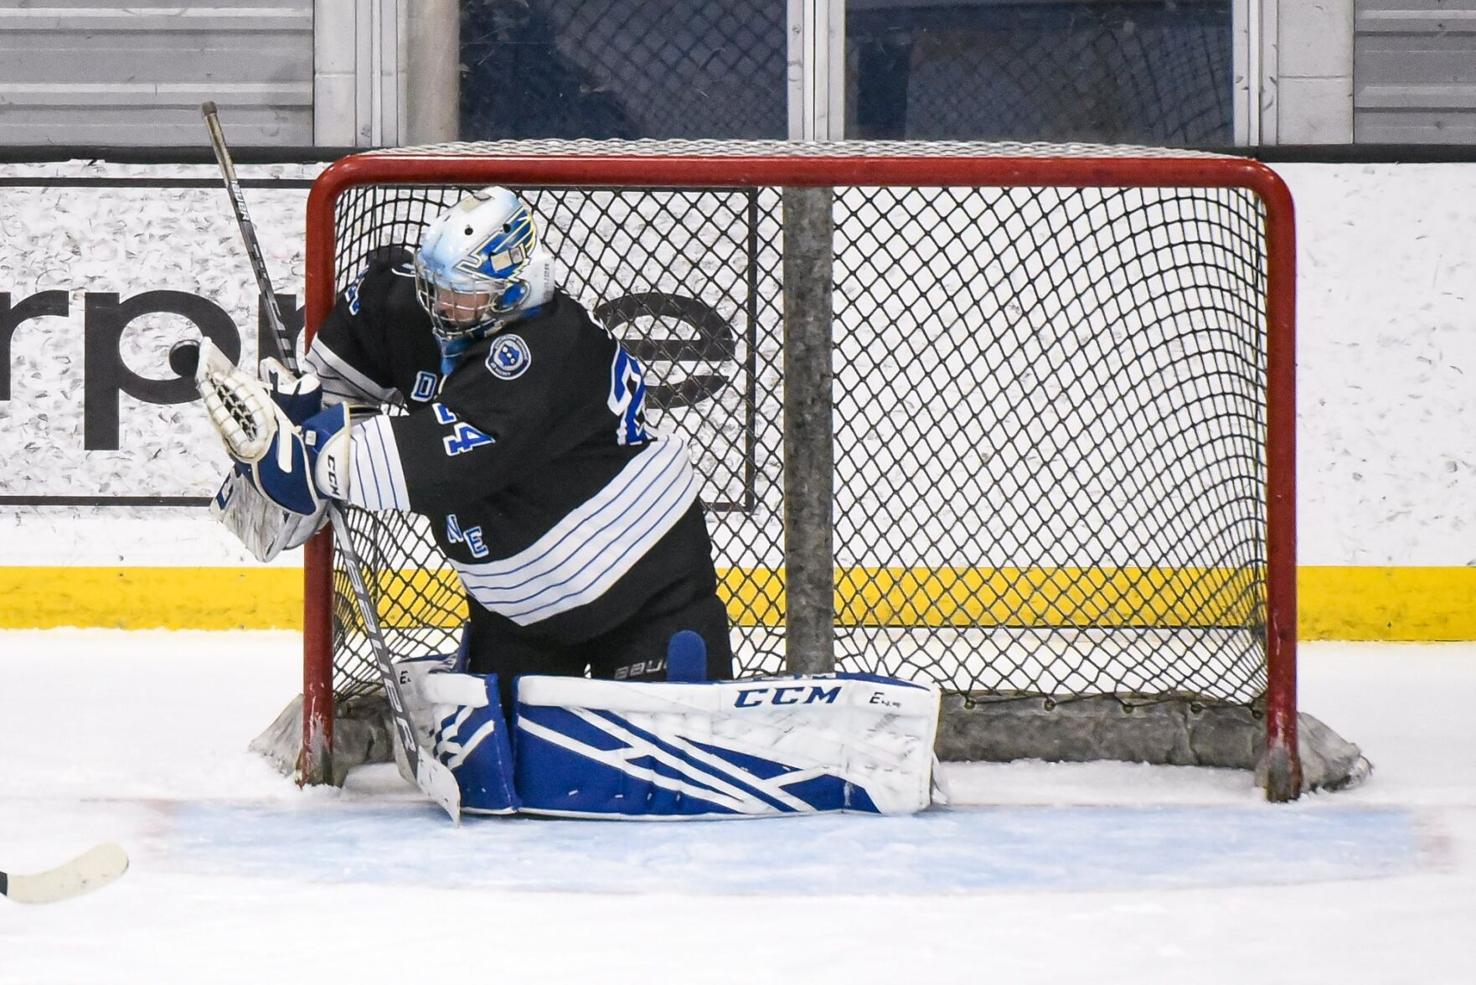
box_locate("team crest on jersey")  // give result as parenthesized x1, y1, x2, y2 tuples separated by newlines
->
(486, 334, 531, 380)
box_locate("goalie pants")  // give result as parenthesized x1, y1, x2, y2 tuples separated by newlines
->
(462, 507, 735, 707)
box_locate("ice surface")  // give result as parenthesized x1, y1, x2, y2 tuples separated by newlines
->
(1, 631, 1472, 984)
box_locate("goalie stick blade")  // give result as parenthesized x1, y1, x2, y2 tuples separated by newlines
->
(0, 842, 129, 904)
(417, 750, 463, 825)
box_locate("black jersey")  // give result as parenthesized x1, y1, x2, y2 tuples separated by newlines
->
(306, 256, 714, 643)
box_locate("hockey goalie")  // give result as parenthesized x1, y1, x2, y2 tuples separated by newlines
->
(198, 185, 941, 818)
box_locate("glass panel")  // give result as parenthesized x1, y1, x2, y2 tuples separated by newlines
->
(458, 0, 789, 139)
(845, 0, 1233, 145)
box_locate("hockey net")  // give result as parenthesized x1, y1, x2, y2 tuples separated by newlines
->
(260, 140, 1362, 801)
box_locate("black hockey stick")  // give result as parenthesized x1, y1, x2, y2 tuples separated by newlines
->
(201, 102, 297, 366)
(1, 843, 129, 904)
(193, 101, 461, 822)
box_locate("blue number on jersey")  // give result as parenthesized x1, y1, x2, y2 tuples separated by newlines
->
(606, 347, 651, 445)
(345, 270, 368, 315)
(433, 402, 494, 456)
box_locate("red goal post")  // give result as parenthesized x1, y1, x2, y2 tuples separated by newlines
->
(295, 140, 1302, 799)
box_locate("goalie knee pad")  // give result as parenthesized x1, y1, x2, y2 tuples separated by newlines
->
(664, 629, 707, 683)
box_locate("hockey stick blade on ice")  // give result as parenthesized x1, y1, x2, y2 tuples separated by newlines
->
(0, 843, 129, 904)
(199, 101, 462, 823)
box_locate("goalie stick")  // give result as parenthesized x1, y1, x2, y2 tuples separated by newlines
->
(195, 101, 462, 823)
(0, 843, 129, 905)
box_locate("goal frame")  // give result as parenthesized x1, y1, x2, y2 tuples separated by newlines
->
(299, 145, 1298, 798)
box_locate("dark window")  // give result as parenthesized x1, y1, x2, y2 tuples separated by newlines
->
(459, 0, 788, 140)
(846, 0, 1233, 145)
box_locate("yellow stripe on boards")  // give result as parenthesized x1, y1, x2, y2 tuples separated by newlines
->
(1297, 566, 1476, 641)
(0, 567, 304, 630)
(0, 565, 1473, 640)
(721, 566, 1263, 628)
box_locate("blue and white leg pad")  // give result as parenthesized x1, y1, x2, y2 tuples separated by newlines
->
(416, 669, 520, 815)
(394, 661, 940, 819)
(513, 674, 941, 818)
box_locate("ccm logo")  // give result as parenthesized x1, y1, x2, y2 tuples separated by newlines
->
(319, 452, 348, 500)
(734, 685, 841, 708)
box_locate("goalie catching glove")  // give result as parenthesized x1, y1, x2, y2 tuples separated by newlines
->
(195, 338, 354, 515)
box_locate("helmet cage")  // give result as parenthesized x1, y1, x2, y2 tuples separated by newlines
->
(413, 257, 531, 343)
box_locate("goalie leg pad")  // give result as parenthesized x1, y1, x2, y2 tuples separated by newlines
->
(420, 670, 520, 815)
(513, 673, 941, 819)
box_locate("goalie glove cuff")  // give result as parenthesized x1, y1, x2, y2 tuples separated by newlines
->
(260, 356, 324, 426)
(247, 409, 324, 516)
(303, 404, 353, 501)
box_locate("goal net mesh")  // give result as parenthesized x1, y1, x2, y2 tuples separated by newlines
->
(321, 145, 1271, 729)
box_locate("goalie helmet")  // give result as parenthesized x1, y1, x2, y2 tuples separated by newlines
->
(413, 186, 553, 344)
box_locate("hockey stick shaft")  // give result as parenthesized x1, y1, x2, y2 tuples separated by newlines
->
(201, 101, 298, 374)
(200, 102, 460, 822)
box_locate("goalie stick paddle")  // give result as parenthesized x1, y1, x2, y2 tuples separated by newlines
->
(198, 101, 462, 823)
(0, 843, 129, 905)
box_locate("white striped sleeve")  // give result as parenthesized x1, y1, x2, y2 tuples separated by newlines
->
(305, 340, 401, 408)
(343, 415, 411, 512)
(452, 437, 701, 625)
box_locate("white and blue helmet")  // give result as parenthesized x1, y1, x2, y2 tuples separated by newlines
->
(413, 186, 554, 343)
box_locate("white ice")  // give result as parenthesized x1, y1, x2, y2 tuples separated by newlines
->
(1, 631, 1472, 984)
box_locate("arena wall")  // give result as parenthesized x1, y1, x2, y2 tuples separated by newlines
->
(0, 157, 1471, 639)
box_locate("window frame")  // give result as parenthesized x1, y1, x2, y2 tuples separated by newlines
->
(319, 0, 1270, 146)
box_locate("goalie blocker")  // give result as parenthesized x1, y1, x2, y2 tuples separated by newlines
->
(404, 649, 941, 818)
